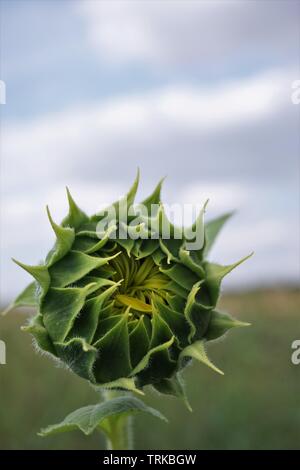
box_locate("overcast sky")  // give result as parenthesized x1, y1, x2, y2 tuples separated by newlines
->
(1, 0, 299, 303)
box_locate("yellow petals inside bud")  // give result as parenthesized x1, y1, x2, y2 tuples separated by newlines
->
(116, 294, 153, 313)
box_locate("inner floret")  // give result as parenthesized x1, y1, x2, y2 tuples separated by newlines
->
(108, 250, 169, 316)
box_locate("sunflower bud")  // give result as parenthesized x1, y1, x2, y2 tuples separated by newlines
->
(9, 172, 251, 398)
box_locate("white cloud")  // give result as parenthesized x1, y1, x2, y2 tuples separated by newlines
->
(2, 68, 292, 195)
(180, 183, 247, 215)
(78, 1, 300, 68)
(1, 69, 299, 302)
(157, 71, 286, 130)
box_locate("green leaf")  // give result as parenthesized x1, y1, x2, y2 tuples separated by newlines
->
(93, 310, 132, 383)
(14, 282, 37, 306)
(166, 293, 185, 312)
(22, 313, 56, 355)
(204, 253, 253, 304)
(184, 199, 208, 250)
(2, 282, 37, 315)
(42, 284, 95, 342)
(165, 280, 190, 299)
(130, 337, 174, 377)
(150, 309, 174, 348)
(205, 309, 250, 341)
(88, 265, 115, 280)
(152, 247, 167, 265)
(12, 259, 50, 296)
(129, 316, 150, 368)
(160, 263, 199, 291)
(133, 313, 176, 385)
(69, 299, 103, 344)
(184, 282, 201, 341)
(93, 315, 123, 343)
(115, 221, 147, 256)
(123, 169, 140, 209)
(45, 206, 75, 266)
(85, 225, 117, 254)
(93, 378, 144, 396)
(105, 169, 140, 220)
(39, 396, 167, 437)
(74, 224, 117, 254)
(75, 221, 98, 236)
(184, 281, 212, 342)
(134, 239, 159, 259)
(154, 203, 178, 238)
(54, 337, 97, 382)
(152, 296, 189, 347)
(180, 340, 224, 375)
(71, 282, 122, 343)
(74, 276, 114, 291)
(141, 177, 165, 212)
(115, 237, 135, 257)
(159, 238, 182, 263)
(203, 212, 234, 256)
(62, 187, 89, 229)
(153, 374, 192, 412)
(49, 250, 120, 287)
(179, 247, 205, 278)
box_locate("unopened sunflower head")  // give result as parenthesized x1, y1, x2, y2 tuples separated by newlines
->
(7, 171, 251, 399)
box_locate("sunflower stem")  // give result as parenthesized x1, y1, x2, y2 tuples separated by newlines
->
(102, 390, 133, 450)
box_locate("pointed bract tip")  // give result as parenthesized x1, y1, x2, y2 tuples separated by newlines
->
(231, 251, 254, 270)
(236, 321, 251, 327)
(157, 175, 166, 185)
(11, 257, 25, 269)
(211, 364, 224, 376)
(65, 186, 79, 209)
(239, 252, 254, 266)
(131, 168, 140, 192)
(82, 282, 98, 295)
(227, 209, 236, 218)
(46, 205, 56, 228)
(155, 175, 166, 192)
(65, 187, 73, 207)
(185, 399, 193, 413)
(109, 250, 122, 261)
(131, 168, 140, 191)
(124, 306, 131, 318)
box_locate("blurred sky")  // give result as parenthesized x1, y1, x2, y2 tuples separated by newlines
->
(0, 0, 299, 302)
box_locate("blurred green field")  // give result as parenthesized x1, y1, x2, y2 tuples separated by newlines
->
(0, 289, 299, 450)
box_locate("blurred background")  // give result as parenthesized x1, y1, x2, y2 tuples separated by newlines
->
(0, 0, 299, 450)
